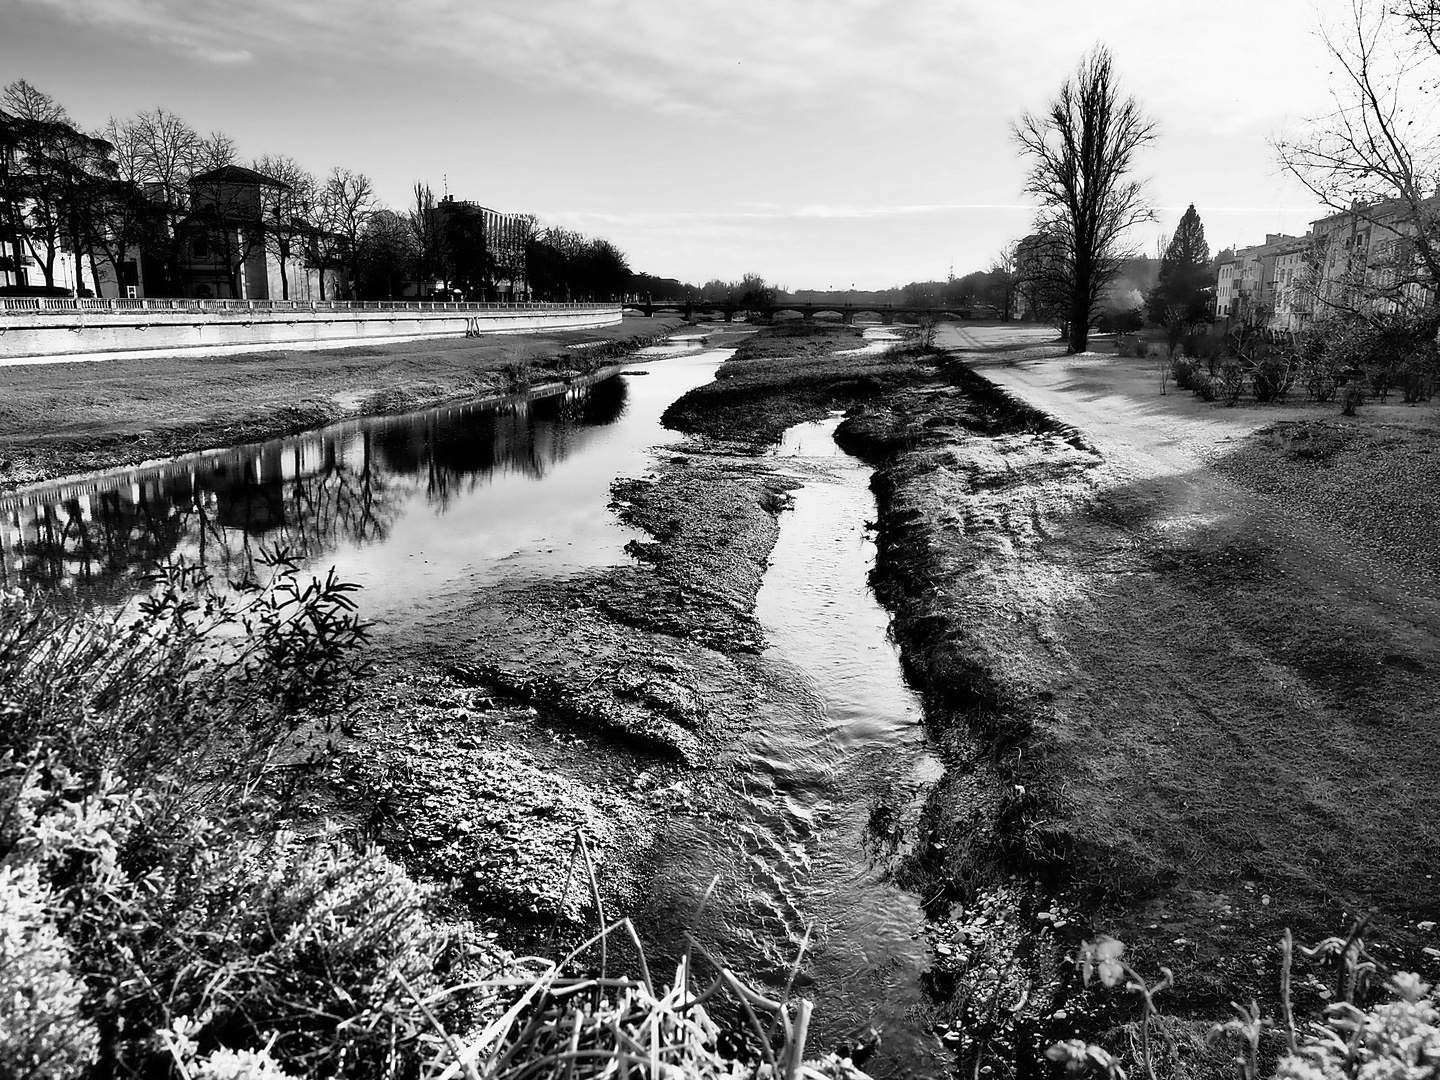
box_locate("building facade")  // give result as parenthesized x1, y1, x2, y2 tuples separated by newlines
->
(428, 197, 529, 301)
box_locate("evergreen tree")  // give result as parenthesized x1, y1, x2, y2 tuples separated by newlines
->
(1146, 204, 1214, 354)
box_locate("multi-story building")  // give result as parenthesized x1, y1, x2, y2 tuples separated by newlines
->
(0, 236, 97, 294)
(1214, 233, 1309, 329)
(1269, 239, 1315, 332)
(1214, 249, 1241, 318)
(177, 165, 333, 301)
(428, 197, 529, 300)
(1306, 196, 1439, 321)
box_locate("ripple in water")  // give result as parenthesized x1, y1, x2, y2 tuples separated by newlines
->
(642, 416, 948, 1078)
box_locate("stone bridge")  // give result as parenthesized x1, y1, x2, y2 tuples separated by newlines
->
(622, 300, 984, 325)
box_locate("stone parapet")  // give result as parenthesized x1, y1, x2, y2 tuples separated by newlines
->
(0, 303, 623, 363)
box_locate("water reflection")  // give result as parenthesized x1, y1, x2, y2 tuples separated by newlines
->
(0, 377, 629, 604)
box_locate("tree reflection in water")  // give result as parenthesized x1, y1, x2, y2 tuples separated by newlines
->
(0, 376, 629, 604)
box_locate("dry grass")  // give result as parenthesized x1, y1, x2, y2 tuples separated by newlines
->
(851, 343, 1440, 1036)
(425, 836, 871, 1080)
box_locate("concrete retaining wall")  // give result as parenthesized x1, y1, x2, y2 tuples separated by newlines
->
(0, 304, 623, 362)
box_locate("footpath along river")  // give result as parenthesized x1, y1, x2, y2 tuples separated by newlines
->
(0, 331, 949, 1075)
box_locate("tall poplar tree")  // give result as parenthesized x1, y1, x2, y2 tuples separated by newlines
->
(1146, 204, 1214, 353)
(1013, 46, 1157, 353)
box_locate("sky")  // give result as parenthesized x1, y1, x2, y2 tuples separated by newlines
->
(1, 0, 1347, 290)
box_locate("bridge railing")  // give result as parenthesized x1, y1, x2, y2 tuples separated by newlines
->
(0, 298, 614, 316)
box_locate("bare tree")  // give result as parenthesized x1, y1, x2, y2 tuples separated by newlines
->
(321, 168, 376, 298)
(126, 108, 201, 294)
(94, 116, 157, 296)
(407, 182, 443, 296)
(254, 154, 315, 301)
(989, 241, 1020, 321)
(1012, 45, 1157, 352)
(1276, 1, 1440, 324)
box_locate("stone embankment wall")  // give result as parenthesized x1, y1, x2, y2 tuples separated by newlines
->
(0, 300, 622, 361)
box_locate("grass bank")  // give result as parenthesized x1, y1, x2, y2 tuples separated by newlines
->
(663, 320, 930, 444)
(837, 326, 1440, 1074)
(0, 314, 684, 489)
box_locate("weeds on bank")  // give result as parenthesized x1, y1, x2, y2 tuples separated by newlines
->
(0, 565, 871, 1080)
(1055, 924, 1439, 1080)
(431, 835, 866, 1080)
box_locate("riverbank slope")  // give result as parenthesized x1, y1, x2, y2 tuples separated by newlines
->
(846, 322, 1440, 1064)
(0, 315, 684, 488)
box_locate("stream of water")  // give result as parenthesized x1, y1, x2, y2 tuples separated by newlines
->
(1, 333, 946, 1075)
(639, 414, 948, 1077)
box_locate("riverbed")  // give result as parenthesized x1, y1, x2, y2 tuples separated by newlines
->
(1, 323, 951, 1075)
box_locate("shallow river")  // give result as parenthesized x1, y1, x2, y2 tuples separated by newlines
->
(0, 332, 946, 1075)
(641, 413, 948, 1076)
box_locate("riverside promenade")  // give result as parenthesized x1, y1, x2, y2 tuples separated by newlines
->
(0, 297, 623, 364)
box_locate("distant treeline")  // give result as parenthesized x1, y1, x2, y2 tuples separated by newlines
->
(0, 78, 638, 302)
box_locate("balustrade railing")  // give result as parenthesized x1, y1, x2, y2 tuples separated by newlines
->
(0, 297, 613, 316)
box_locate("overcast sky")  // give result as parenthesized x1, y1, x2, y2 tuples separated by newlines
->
(3, 0, 1343, 289)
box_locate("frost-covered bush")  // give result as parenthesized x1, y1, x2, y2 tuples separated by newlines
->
(1274, 974, 1440, 1080)
(0, 862, 99, 1080)
(0, 563, 473, 1079)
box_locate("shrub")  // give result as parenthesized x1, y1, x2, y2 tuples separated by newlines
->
(1342, 382, 1365, 416)
(0, 562, 455, 1080)
(0, 552, 369, 799)
(1171, 356, 1198, 391)
(1367, 363, 1395, 403)
(1186, 329, 1226, 373)
(915, 312, 940, 350)
(1218, 360, 1247, 405)
(1397, 348, 1438, 403)
(1301, 355, 1341, 402)
(1252, 355, 1296, 403)
(1097, 306, 1144, 335)
(1192, 370, 1219, 402)
(0, 863, 99, 1080)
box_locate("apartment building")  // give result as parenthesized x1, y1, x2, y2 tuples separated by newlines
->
(1214, 233, 1310, 330)
(1307, 196, 1439, 320)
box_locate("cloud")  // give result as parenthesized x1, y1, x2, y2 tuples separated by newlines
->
(13, 0, 1335, 137)
(794, 202, 1034, 218)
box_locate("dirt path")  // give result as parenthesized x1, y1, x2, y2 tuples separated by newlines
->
(865, 323, 1440, 1032)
